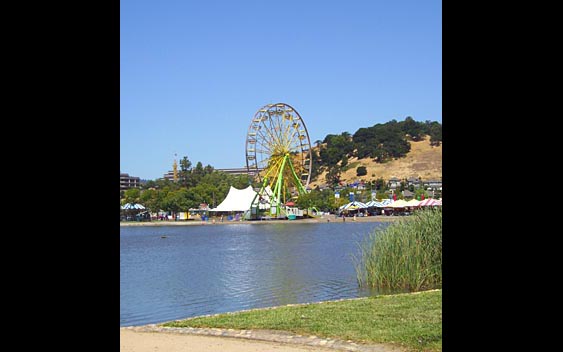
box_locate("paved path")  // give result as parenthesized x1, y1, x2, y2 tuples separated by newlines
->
(121, 325, 404, 352)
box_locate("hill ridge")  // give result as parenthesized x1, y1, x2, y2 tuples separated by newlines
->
(309, 136, 442, 187)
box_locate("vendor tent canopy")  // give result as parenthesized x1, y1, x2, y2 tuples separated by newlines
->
(339, 201, 368, 211)
(419, 198, 441, 206)
(389, 199, 410, 208)
(121, 203, 145, 210)
(365, 199, 393, 208)
(405, 199, 421, 207)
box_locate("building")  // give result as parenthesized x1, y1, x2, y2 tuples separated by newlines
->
(423, 179, 442, 190)
(120, 173, 140, 190)
(162, 170, 176, 182)
(387, 177, 402, 190)
(215, 167, 263, 177)
(406, 177, 421, 188)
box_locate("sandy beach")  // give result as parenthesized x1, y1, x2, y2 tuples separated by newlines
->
(120, 215, 401, 226)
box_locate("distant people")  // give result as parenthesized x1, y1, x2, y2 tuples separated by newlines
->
(220, 215, 224, 222)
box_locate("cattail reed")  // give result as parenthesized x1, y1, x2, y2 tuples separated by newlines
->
(355, 208, 442, 291)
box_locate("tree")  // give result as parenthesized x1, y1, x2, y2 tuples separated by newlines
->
(295, 191, 318, 215)
(401, 116, 424, 141)
(399, 180, 406, 192)
(414, 188, 429, 200)
(374, 178, 386, 191)
(356, 166, 367, 176)
(429, 123, 442, 146)
(326, 165, 342, 186)
(124, 188, 140, 205)
(204, 164, 214, 175)
(179, 156, 192, 187)
(310, 149, 322, 180)
(189, 161, 205, 187)
(142, 180, 157, 189)
(341, 155, 348, 168)
(140, 189, 159, 212)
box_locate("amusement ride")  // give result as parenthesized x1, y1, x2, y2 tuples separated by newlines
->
(245, 103, 312, 218)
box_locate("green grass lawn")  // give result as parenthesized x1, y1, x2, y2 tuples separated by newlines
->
(163, 289, 442, 352)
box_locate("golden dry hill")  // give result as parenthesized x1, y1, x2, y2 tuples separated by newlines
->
(309, 135, 442, 188)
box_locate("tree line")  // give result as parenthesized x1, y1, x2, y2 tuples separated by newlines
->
(121, 158, 258, 214)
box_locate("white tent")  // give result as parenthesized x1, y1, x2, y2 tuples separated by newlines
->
(210, 185, 258, 212)
(405, 199, 421, 207)
(390, 199, 410, 208)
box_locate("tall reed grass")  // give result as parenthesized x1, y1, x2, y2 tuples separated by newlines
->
(355, 208, 442, 292)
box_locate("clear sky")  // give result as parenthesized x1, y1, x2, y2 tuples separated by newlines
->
(120, 0, 442, 180)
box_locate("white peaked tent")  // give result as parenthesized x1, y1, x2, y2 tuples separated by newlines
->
(210, 185, 274, 212)
(210, 185, 258, 212)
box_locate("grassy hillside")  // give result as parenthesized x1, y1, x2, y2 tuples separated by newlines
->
(310, 136, 442, 187)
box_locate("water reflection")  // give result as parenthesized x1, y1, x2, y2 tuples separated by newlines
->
(120, 222, 389, 326)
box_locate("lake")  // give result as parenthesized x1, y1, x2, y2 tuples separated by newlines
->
(120, 221, 389, 326)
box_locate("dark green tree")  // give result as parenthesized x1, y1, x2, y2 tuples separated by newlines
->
(326, 165, 342, 186)
(401, 116, 424, 141)
(179, 156, 192, 187)
(429, 122, 442, 146)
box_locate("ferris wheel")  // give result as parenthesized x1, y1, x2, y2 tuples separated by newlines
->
(245, 103, 312, 215)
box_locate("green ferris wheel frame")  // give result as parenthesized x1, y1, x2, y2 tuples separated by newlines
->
(245, 103, 312, 216)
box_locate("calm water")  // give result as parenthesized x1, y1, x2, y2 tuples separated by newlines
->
(120, 222, 389, 326)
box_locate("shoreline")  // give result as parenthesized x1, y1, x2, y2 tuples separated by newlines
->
(119, 291, 439, 351)
(120, 215, 402, 226)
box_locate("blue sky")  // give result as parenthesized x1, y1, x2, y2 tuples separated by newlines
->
(121, 0, 442, 180)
